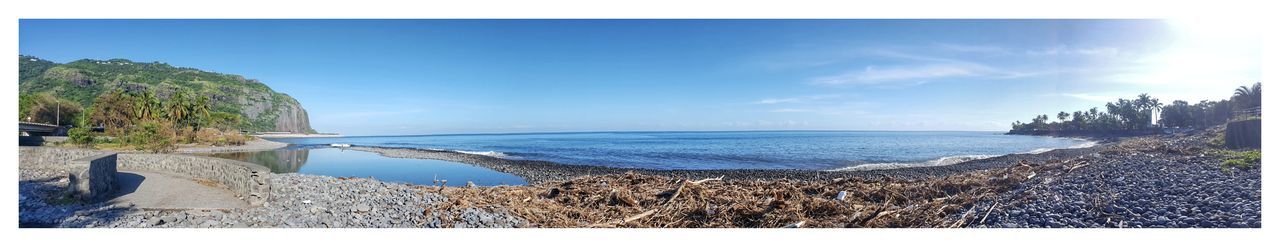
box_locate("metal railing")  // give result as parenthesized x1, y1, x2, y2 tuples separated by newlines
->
(1233, 106, 1261, 120)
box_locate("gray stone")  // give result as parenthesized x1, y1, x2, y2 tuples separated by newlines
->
(65, 152, 118, 202)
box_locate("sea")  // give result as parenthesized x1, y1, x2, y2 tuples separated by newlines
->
(206, 131, 1093, 186)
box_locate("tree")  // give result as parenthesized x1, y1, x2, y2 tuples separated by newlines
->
(86, 90, 136, 136)
(1070, 111, 1085, 130)
(192, 95, 211, 129)
(1160, 100, 1194, 128)
(166, 91, 189, 126)
(1233, 82, 1262, 110)
(18, 94, 35, 121)
(24, 93, 83, 126)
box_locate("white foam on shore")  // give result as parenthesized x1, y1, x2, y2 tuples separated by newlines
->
(454, 150, 511, 158)
(1023, 139, 1098, 154)
(830, 154, 998, 171)
(831, 139, 1099, 171)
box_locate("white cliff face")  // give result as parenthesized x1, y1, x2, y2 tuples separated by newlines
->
(273, 98, 313, 133)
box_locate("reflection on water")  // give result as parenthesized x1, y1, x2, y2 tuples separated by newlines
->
(204, 147, 527, 186)
(208, 147, 311, 173)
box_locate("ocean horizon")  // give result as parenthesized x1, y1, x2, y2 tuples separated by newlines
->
(263, 130, 1092, 171)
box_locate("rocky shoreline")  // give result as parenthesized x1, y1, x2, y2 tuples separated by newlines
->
(973, 131, 1262, 228)
(348, 143, 1110, 185)
(20, 169, 524, 228)
(19, 128, 1260, 228)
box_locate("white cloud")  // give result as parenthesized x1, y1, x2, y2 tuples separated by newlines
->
(1060, 93, 1118, 102)
(1025, 46, 1119, 57)
(770, 108, 814, 113)
(808, 49, 1065, 86)
(757, 98, 801, 104)
(934, 43, 1010, 54)
(753, 94, 841, 104)
(812, 64, 978, 85)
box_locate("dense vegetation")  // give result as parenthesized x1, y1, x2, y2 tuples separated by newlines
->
(18, 55, 306, 152)
(1010, 82, 1262, 134)
(19, 93, 83, 126)
(62, 88, 250, 152)
(18, 55, 313, 133)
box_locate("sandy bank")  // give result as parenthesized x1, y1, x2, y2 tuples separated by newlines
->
(253, 133, 343, 138)
(176, 139, 288, 153)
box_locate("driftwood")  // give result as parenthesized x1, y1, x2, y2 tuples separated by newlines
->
(1066, 162, 1091, 173)
(690, 176, 724, 185)
(666, 176, 724, 204)
(950, 205, 976, 228)
(590, 209, 657, 227)
(593, 176, 727, 227)
(979, 202, 1000, 224)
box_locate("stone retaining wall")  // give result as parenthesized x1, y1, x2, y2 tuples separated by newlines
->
(118, 154, 271, 206)
(18, 147, 106, 170)
(1226, 119, 1261, 149)
(66, 152, 118, 202)
(18, 147, 271, 206)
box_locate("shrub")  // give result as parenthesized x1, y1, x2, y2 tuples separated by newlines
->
(67, 127, 94, 147)
(124, 120, 176, 153)
(1209, 132, 1226, 148)
(1220, 150, 1261, 170)
(224, 131, 248, 146)
(195, 128, 221, 145)
(176, 126, 197, 144)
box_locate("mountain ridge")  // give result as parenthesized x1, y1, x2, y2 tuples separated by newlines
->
(18, 55, 315, 133)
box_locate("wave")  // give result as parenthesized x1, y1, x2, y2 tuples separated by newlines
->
(831, 140, 1098, 171)
(829, 154, 998, 171)
(1022, 140, 1098, 154)
(454, 150, 513, 158)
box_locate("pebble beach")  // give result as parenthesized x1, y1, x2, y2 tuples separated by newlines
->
(18, 127, 1261, 228)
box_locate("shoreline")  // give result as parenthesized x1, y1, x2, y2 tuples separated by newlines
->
(175, 138, 289, 154)
(253, 133, 343, 139)
(18, 127, 1261, 228)
(347, 141, 1110, 185)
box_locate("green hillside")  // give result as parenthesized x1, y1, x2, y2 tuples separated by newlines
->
(18, 55, 314, 133)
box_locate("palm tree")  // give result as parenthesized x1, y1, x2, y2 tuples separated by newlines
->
(191, 96, 211, 129)
(132, 91, 153, 120)
(1233, 82, 1262, 109)
(167, 92, 188, 126)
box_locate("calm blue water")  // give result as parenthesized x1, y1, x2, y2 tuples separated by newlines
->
(268, 131, 1091, 170)
(206, 147, 527, 186)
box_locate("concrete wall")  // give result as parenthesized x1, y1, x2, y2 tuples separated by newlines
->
(19, 147, 271, 206)
(1226, 119, 1262, 149)
(66, 153, 118, 202)
(18, 147, 106, 170)
(118, 154, 271, 206)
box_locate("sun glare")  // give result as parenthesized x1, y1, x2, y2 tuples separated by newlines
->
(1118, 19, 1261, 101)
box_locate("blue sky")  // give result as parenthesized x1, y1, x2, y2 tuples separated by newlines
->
(19, 20, 1261, 135)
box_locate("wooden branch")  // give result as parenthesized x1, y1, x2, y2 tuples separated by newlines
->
(1066, 162, 1090, 173)
(665, 176, 722, 204)
(690, 176, 724, 185)
(951, 205, 975, 228)
(665, 180, 689, 204)
(979, 202, 1000, 224)
(590, 209, 657, 228)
